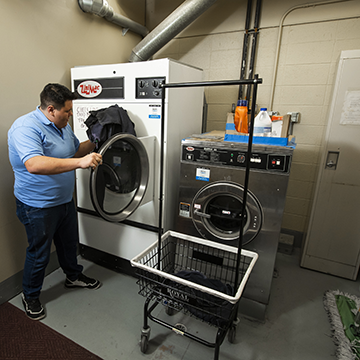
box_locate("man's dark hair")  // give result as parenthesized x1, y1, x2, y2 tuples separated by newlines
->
(40, 83, 77, 110)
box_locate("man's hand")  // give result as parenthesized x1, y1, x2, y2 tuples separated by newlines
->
(79, 153, 103, 170)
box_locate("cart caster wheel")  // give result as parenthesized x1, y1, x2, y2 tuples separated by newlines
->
(166, 306, 175, 316)
(140, 335, 149, 353)
(228, 326, 236, 343)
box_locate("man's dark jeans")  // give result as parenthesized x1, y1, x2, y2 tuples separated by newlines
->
(16, 198, 83, 299)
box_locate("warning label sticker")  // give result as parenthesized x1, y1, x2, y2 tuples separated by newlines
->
(179, 202, 190, 217)
(196, 168, 210, 181)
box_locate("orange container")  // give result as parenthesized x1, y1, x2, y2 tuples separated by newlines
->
(234, 100, 248, 133)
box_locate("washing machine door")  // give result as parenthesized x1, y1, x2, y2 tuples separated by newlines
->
(89, 133, 149, 222)
(192, 181, 262, 245)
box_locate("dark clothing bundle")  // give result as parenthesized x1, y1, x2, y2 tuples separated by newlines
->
(84, 104, 136, 151)
(162, 270, 234, 328)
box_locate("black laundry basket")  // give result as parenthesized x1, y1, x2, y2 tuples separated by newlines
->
(131, 77, 261, 360)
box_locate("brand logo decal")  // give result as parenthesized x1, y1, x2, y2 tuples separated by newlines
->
(77, 80, 102, 98)
(186, 146, 194, 151)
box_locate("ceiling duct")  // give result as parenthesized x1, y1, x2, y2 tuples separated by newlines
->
(78, 0, 149, 37)
(129, 0, 217, 62)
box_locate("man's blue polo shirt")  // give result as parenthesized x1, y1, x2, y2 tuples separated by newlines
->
(8, 107, 80, 208)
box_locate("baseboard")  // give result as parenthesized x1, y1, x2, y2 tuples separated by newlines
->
(0, 252, 60, 306)
(79, 244, 137, 277)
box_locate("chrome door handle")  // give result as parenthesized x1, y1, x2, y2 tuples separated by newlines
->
(194, 209, 211, 219)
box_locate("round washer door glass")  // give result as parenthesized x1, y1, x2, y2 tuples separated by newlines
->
(192, 181, 262, 245)
(90, 133, 149, 222)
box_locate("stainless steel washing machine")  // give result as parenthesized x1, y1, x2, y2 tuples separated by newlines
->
(176, 135, 294, 321)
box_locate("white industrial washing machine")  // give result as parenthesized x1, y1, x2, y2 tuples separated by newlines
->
(71, 59, 204, 274)
(176, 135, 294, 320)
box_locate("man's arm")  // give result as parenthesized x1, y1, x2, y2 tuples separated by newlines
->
(25, 152, 102, 175)
(74, 140, 96, 158)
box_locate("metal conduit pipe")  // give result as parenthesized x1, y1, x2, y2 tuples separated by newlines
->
(245, 0, 262, 105)
(78, 0, 149, 37)
(129, 0, 217, 62)
(269, 0, 352, 111)
(238, 0, 253, 100)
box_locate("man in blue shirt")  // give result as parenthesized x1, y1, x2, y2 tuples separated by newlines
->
(8, 83, 103, 320)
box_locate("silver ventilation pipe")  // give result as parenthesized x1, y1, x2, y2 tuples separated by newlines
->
(129, 0, 217, 62)
(78, 0, 149, 37)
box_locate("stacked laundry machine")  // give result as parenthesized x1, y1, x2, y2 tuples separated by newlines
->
(176, 135, 294, 320)
(71, 59, 204, 274)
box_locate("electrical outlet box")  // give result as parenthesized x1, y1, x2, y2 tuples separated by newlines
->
(278, 233, 294, 254)
(287, 112, 300, 123)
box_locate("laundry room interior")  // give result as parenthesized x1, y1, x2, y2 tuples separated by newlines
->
(1, 1, 360, 360)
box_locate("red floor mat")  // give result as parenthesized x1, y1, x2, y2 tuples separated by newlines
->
(0, 302, 102, 360)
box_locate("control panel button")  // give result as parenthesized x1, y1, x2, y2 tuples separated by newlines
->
(268, 155, 285, 171)
(237, 154, 246, 163)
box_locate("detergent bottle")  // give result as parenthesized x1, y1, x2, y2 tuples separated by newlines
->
(234, 100, 248, 133)
(253, 108, 272, 136)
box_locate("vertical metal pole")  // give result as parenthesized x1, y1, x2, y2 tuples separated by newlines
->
(157, 85, 166, 270)
(234, 75, 259, 290)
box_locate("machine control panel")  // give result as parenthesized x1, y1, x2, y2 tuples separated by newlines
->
(136, 77, 166, 99)
(182, 145, 291, 173)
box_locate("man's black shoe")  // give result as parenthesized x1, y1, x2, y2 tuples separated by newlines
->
(21, 293, 46, 320)
(65, 273, 101, 290)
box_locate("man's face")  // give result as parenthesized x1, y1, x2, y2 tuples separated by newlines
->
(51, 100, 73, 129)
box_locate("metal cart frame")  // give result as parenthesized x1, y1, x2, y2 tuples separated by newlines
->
(131, 76, 262, 360)
(131, 231, 258, 359)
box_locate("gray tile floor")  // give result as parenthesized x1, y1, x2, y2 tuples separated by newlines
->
(10, 249, 360, 360)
